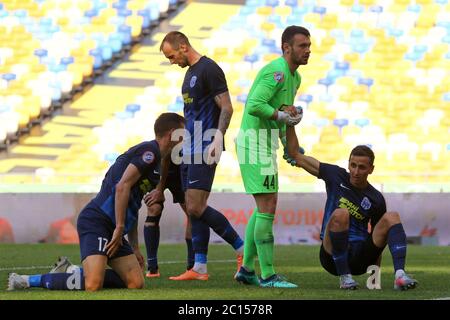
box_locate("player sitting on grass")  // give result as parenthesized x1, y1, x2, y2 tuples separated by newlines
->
(7, 113, 185, 291)
(285, 130, 418, 291)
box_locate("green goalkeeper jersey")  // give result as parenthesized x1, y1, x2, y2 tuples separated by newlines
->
(236, 56, 301, 153)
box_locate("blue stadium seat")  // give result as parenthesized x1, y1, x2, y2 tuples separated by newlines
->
(104, 152, 119, 165)
(126, 104, 141, 115)
(355, 118, 370, 128)
(333, 118, 349, 133)
(358, 78, 374, 90)
(299, 94, 313, 105)
(285, 0, 299, 7)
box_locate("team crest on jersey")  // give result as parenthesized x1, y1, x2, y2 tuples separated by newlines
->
(361, 197, 371, 210)
(142, 151, 154, 164)
(274, 72, 284, 83)
(190, 76, 197, 88)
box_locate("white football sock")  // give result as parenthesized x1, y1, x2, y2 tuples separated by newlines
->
(193, 262, 207, 274)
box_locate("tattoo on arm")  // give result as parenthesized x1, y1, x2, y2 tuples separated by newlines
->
(214, 91, 233, 134)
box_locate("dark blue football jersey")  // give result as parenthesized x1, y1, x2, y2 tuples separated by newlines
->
(318, 163, 386, 242)
(181, 56, 228, 156)
(89, 140, 161, 234)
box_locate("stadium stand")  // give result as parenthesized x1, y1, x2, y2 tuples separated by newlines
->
(0, 0, 449, 192)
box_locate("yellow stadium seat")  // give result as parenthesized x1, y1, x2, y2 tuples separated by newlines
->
(320, 14, 338, 30)
(256, 6, 272, 16)
(360, 0, 375, 5)
(304, 13, 322, 25)
(126, 16, 144, 38)
(340, 0, 355, 6)
(394, 0, 411, 5)
(274, 6, 292, 17)
(261, 22, 276, 34)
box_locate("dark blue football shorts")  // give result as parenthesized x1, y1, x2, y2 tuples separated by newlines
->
(166, 164, 185, 204)
(180, 162, 217, 193)
(319, 234, 385, 276)
(77, 205, 134, 262)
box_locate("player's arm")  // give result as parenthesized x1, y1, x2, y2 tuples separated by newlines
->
(246, 71, 298, 123)
(106, 163, 142, 257)
(214, 91, 233, 136)
(206, 91, 234, 164)
(144, 155, 170, 207)
(286, 126, 320, 177)
(127, 221, 144, 270)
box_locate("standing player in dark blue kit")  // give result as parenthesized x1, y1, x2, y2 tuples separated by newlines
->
(153, 31, 244, 280)
(7, 113, 185, 291)
(286, 129, 418, 290)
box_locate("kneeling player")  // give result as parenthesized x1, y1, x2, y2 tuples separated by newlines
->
(7, 113, 185, 291)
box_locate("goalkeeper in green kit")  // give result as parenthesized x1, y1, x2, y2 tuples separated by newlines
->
(235, 26, 311, 288)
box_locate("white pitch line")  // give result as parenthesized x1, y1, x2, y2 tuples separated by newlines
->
(0, 259, 236, 272)
(0, 265, 53, 271)
(432, 297, 450, 300)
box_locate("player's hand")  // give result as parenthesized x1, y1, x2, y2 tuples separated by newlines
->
(283, 146, 305, 166)
(281, 105, 298, 116)
(105, 227, 124, 258)
(144, 189, 164, 207)
(205, 138, 223, 165)
(134, 249, 145, 271)
(277, 106, 303, 126)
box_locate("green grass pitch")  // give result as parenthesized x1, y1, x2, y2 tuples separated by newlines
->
(0, 244, 449, 300)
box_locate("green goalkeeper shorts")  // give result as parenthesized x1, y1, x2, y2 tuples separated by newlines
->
(237, 147, 279, 194)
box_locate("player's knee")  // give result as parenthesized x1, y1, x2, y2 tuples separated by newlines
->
(329, 208, 349, 230)
(147, 204, 163, 217)
(186, 203, 205, 218)
(383, 211, 401, 225)
(84, 278, 103, 292)
(126, 276, 144, 289)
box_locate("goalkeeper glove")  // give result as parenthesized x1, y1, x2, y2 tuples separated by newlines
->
(280, 135, 305, 166)
(283, 146, 305, 166)
(277, 108, 303, 126)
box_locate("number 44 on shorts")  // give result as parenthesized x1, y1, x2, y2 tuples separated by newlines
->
(366, 265, 381, 290)
(263, 175, 275, 190)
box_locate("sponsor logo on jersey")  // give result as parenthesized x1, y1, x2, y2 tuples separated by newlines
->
(338, 197, 365, 221)
(274, 72, 284, 83)
(142, 151, 154, 164)
(183, 93, 193, 104)
(139, 179, 154, 194)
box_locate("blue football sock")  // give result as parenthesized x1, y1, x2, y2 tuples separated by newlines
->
(388, 223, 407, 272)
(29, 275, 42, 287)
(200, 206, 244, 250)
(40, 269, 85, 290)
(38, 268, 125, 290)
(191, 215, 210, 259)
(185, 238, 195, 270)
(144, 215, 161, 272)
(329, 230, 350, 275)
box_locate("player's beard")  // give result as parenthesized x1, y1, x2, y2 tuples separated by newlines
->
(290, 51, 306, 66)
(179, 56, 189, 68)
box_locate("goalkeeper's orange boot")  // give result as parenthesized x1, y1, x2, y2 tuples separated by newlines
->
(169, 269, 209, 281)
